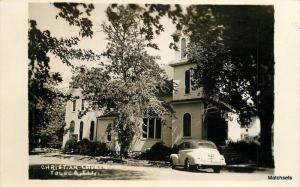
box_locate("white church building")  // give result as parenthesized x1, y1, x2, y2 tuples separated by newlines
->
(62, 37, 260, 151)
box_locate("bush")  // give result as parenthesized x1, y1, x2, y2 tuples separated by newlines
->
(228, 140, 261, 164)
(74, 138, 90, 155)
(63, 138, 77, 153)
(88, 141, 109, 156)
(137, 142, 172, 161)
(171, 144, 180, 154)
(63, 138, 109, 156)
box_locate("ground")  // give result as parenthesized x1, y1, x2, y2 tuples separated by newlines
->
(29, 152, 273, 180)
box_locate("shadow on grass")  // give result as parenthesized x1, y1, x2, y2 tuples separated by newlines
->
(224, 165, 267, 173)
(173, 165, 268, 173)
(147, 161, 170, 168)
(29, 165, 145, 180)
(41, 154, 76, 159)
(173, 167, 213, 173)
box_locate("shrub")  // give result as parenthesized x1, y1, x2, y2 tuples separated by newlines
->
(63, 138, 109, 156)
(228, 140, 261, 164)
(137, 142, 172, 161)
(171, 144, 180, 154)
(88, 141, 109, 156)
(63, 138, 77, 153)
(74, 138, 90, 155)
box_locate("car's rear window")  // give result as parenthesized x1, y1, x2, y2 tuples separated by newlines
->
(197, 142, 217, 149)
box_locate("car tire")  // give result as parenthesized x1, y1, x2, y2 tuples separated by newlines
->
(190, 165, 197, 171)
(184, 159, 191, 171)
(213, 167, 221, 173)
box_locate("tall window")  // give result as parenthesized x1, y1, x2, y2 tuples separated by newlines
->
(185, 70, 190, 94)
(79, 121, 84, 141)
(142, 118, 148, 138)
(69, 121, 75, 138)
(156, 119, 162, 139)
(181, 38, 187, 59)
(81, 99, 85, 110)
(148, 118, 155, 138)
(106, 124, 112, 142)
(90, 121, 95, 141)
(72, 100, 76, 111)
(183, 113, 191, 137)
(142, 118, 162, 139)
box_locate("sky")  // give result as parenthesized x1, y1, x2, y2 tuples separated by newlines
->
(29, 3, 177, 91)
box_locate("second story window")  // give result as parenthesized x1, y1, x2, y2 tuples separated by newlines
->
(185, 70, 190, 94)
(72, 100, 76, 112)
(181, 38, 187, 59)
(81, 99, 85, 110)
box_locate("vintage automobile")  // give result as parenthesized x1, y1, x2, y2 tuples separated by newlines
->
(170, 140, 226, 172)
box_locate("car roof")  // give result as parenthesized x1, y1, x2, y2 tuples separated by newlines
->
(180, 139, 215, 144)
(179, 139, 217, 149)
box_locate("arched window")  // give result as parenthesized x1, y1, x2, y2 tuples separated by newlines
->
(79, 121, 84, 141)
(69, 121, 75, 138)
(181, 38, 187, 59)
(183, 113, 191, 137)
(185, 70, 190, 94)
(90, 121, 95, 141)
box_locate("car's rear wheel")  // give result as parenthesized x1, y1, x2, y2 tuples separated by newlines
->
(184, 159, 190, 171)
(184, 159, 195, 171)
(213, 167, 221, 173)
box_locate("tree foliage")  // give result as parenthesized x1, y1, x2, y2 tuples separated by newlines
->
(53, 3, 95, 38)
(28, 15, 98, 151)
(38, 96, 66, 148)
(179, 5, 274, 167)
(107, 4, 184, 50)
(73, 5, 174, 157)
(29, 4, 275, 167)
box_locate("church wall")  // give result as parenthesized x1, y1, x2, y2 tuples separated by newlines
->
(172, 63, 203, 101)
(171, 102, 204, 146)
(62, 88, 100, 147)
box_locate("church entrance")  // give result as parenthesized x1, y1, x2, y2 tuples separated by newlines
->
(203, 106, 228, 146)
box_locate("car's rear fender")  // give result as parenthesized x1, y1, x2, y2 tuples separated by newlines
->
(170, 154, 179, 165)
(185, 153, 198, 165)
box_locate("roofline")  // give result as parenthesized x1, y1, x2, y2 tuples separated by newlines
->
(170, 98, 204, 104)
(171, 97, 235, 112)
(169, 59, 194, 67)
(97, 116, 115, 120)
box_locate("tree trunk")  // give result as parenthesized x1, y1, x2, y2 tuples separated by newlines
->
(259, 115, 274, 168)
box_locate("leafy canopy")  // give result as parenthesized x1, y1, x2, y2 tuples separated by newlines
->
(73, 5, 174, 155)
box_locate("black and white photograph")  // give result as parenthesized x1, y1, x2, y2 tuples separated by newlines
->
(0, 0, 300, 186)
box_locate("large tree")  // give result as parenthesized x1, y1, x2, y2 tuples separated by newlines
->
(38, 95, 66, 148)
(73, 5, 173, 157)
(28, 3, 182, 152)
(179, 5, 274, 167)
(28, 3, 98, 151)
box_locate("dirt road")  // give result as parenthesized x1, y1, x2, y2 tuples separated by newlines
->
(29, 153, 273, 180)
